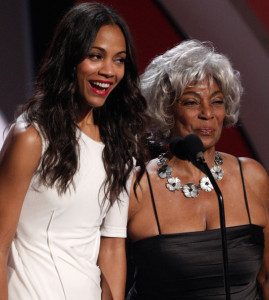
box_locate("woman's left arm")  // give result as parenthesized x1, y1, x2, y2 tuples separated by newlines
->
(98, 187, 129, 300)
(246, 159, 269, 299)
(98, 237, 126, 300)
(260, 224, 269, 299)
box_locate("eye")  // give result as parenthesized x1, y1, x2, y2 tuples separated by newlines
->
(114, 56, 126, 65)
(88, 53, 102, 60)
(212, 98, 224, 105)
(181, 98, 199, 106)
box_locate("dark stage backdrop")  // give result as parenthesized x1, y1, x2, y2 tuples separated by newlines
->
(1, 0, 268, 164)
(75, 0, 256, 159)
(24, 0, 269, 160)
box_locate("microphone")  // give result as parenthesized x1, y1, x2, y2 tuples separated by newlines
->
(169, 134, 205, 163)
(169, 134, 231, 299)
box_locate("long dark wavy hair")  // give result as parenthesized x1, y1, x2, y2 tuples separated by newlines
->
(18, 2, 149, 204)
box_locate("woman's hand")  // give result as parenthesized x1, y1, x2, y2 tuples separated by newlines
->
(98, 237, 126, 300)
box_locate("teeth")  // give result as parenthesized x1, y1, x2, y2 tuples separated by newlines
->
(92, 81, 110, 88)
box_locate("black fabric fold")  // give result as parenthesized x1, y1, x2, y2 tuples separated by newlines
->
(127, 225, 263, 300)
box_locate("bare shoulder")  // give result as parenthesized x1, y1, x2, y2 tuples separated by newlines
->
(146, 158, 159, 175)
(237, 157, 268, 184)
(128, 159, 158, 219)
(224, 154, 269, 201)
(219, 152, 267, 179)
(239, 157, 269, 206)
(13, 122, 42, 146)
(218, 152, 268, 195)
(0, 123, 42, 171)
(130, 159, 159, 191)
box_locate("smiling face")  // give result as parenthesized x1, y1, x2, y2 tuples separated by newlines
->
(171, 78, 226, 150)
(76, 24, 126, 111)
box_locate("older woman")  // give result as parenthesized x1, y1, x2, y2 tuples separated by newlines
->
(127, 40, 269, 299)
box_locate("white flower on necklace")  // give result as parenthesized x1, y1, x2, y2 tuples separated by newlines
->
(157, 152, 224, 198)
(182, 183, 199, 198)
(211, 165, 224, 181)
(166, 177, 182, 192)
(200, 177, 214, 192)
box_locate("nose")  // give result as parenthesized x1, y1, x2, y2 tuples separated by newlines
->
(198, 103, 214, 120)
(98, 59, 115, 78)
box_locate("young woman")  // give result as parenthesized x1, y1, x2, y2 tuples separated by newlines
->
(0, 3, 148, 300)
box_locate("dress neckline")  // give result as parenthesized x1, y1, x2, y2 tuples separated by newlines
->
(79, 129, 104, 147)
(132, 223, 263, 245)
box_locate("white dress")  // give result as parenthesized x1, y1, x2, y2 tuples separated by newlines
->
(7, 119, 130, 300)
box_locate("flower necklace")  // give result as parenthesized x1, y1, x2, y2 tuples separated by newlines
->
(157, 152, 224, 198)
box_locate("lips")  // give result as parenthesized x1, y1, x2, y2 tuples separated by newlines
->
(198, 128, 214, 135)
(88, 80, 113, 96)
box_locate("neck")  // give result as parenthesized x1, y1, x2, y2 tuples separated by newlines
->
(77, 107, 94, 125)
(167, 144, 217, 162)
(77, 108, 101, 142)
(203, 147, 217, 167)
(167, 146, 217, 177)
(169, 156, 203, 179)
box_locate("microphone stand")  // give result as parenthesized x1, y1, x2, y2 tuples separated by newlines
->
(194, 157, 231, 300)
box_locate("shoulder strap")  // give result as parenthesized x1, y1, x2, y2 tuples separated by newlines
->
(237, 158, 252, 224)
(145, 170, 162, 235)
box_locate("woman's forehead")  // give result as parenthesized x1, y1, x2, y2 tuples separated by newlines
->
(184, 76, 221, 90)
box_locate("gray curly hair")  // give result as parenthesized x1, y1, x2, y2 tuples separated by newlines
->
(141, 39, 243, 139)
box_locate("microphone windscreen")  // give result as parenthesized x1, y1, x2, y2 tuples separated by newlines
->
(183, 134, 204, 158)
(169, 134, 204, 160)
(169, 136, 188, 160)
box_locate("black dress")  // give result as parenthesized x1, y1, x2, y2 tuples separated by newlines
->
(126, 159, 264, 300)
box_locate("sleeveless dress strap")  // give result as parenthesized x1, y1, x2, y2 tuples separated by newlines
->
(237, 158, 252, 224)
(145, 170, 162, 235)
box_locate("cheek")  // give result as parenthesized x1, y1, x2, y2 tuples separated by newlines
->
(77, 60, 97, 77)
(176, 111, 194, 127)
(216, 109, 226, 125)
(172, 115, 193, 137)
(118, 67, 125, 82)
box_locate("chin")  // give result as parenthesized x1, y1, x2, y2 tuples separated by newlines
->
(199, 136, 218, 148)
(87, 98, 107, 108)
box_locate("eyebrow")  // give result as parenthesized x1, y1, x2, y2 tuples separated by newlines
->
(90, 46, 127, 55)
(182, 90, 223, 97)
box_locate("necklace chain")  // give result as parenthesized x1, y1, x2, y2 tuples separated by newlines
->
(157, 152, 224, 198)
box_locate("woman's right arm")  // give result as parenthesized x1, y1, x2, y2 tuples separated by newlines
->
(0, 124, 42, 300)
